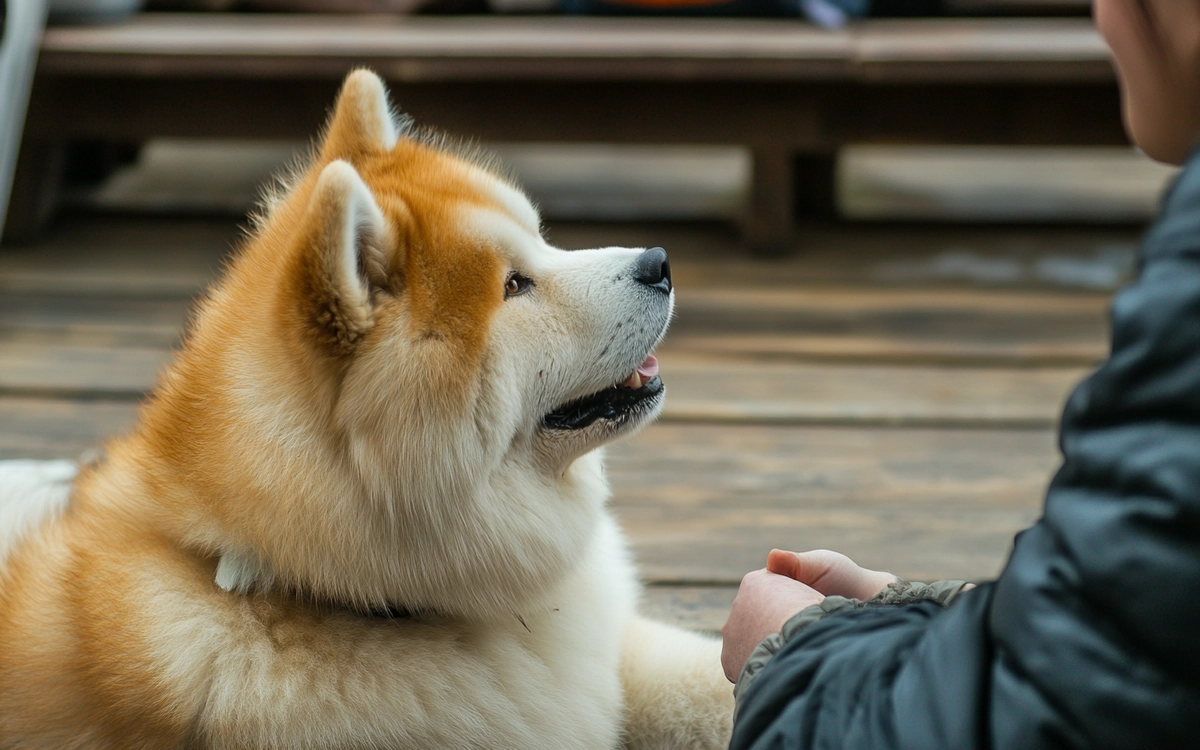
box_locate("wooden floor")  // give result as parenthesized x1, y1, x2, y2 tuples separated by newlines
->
(0, 214, 1133, 632)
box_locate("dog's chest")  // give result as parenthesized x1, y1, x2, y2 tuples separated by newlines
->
(188, 517, 639, 749)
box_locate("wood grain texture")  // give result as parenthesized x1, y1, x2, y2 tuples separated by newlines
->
(661, 334, 1106, 366)
(0, 216, 234, 295)
(659, 357, 1085, 427)
(0, 397, 139, 460)
(619, 503, 1034, 584)
(856, 19, 1112, 82)
(0, 342, 169, 397)
(666, 287, 1110, 365)
(639, 585, 737, 634)
(608, 423, 1055, 582)
(0, 293, 191, 347)
(614, 422, 1056, 578)
(608, 423, 1058, 511)
(36, 16, 1110, 83)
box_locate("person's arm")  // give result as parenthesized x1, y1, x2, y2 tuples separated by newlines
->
(729, 157, 1200, 750)
(731, 575, 971, 714)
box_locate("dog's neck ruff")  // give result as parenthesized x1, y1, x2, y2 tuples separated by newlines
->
(214, 552, 413, 619)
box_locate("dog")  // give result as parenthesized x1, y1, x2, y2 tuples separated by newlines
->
(0, 70, 734, 749)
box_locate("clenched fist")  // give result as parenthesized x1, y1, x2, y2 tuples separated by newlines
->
(721, 569, 824, 683)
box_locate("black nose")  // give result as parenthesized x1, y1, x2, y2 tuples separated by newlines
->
(633, 247, 672, 294)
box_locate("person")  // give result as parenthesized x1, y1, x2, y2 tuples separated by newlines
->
(720, 2, 1200, 747)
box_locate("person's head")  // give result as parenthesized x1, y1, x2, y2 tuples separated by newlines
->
(1095, 0, 1200, 164)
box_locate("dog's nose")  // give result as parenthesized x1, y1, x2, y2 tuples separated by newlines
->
(633, 247, 672, 294)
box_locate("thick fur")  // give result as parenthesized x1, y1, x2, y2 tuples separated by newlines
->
(0, 70, 733, 749)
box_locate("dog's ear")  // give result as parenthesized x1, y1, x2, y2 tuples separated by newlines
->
(319, 69, 399, 162)
(293, 159, 392, 356)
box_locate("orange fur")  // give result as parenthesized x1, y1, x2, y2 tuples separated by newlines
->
(0, 70, 734, 749)
(0, 71, 520, 745)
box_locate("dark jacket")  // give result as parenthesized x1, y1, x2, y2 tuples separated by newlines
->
(730, 150, 1200, 750)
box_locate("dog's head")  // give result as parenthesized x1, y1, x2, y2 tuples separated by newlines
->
(288, 69, 674, 484)
(161, 71, 671, 616)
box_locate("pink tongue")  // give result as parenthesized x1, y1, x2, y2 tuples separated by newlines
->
(635, 355, 659, 379)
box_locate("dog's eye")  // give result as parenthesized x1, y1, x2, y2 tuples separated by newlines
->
(504, 272, 534, 299)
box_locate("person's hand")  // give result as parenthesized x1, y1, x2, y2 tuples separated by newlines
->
(767, 548, 976, 598)
(765, 548, 897, 601)
(721, 570, 824, 683)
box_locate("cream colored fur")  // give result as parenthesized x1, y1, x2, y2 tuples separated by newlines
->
(0, 70, 733, 749)
(0, 460, 75, 572)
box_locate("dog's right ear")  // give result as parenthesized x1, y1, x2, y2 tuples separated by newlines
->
(319, 69, 400, 162)
(292, 159, 393, 356)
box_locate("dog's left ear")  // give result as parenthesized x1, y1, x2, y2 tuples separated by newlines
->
(319, 69, 400, 162)
(293, 159, 392, 356)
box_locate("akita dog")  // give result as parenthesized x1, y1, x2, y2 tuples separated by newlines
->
(0, 70, 733, 748)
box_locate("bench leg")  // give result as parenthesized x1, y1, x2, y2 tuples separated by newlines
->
(2, 140, 64, 245)
(745, 150, 838, 256)
(793, 151, 838, 222)
(745, 147, 794, 257)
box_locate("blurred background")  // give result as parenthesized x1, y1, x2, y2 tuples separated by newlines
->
(0, 0, 1169, 629)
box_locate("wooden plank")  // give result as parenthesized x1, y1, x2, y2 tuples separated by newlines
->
(640, 585, 736, 634)
(660, 357, 1085, 427)
(666, 287, 1110, 366)
(37, 15, 854, 82)
(947, 0, 1092, 14)
(0, 293, 190, 347)
(0, 216, 233, 295)
(857, 19, 1112, 82)
(608, 422, 1058, 509)
(619, 503, 1034, 585)
(36, 16, 1110, 84)
(608, 422, 1056, 584)
(39, 16, 852, 62)
(745, 147, 795, 256)
(0, 397, 139, 460)
(676, 287, 1111, 314)
(0, 342, 168, 397)
(661, 334, 1105, 366)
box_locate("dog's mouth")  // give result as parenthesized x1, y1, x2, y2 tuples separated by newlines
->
(542, 355, 663, 431)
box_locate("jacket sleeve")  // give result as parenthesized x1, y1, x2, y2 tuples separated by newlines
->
(729, 154, 1200, 750)
(732, 578, 971, 715)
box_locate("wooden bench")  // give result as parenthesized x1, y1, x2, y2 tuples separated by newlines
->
(10, 14, 1125, 253)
